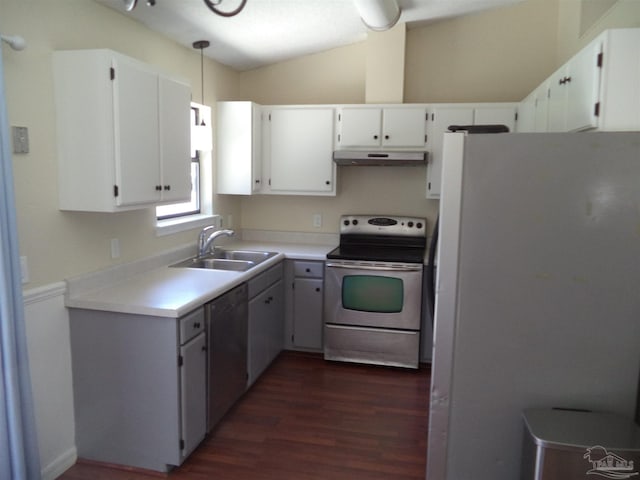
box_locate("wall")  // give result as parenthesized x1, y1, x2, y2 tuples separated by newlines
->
(556, 0, 640, 64)
(0, 0, 242, 288)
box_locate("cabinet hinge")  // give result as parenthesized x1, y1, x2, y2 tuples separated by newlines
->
(178, 355, 183, 367)
(291, 334, 295, 343)
(425, 113, 428, 121)
(113, 185, 119, 197)
(431, 113, 435, 121)
(428, 182, 431, 191)
(268, 113, 271, 121)
(338, 113, 341, 122)
(268, 178, 271, 186)
(110, 67, 115, 80)
(597, 52, 603, 68)
(338, 133, 341, 142)
(515, 112, 518, 122)
(180, 439, 185, 450)
(594, 102, 600, 117)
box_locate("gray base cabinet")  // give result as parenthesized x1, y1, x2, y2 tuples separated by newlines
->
(69, 307, 206, 472)
(247, 262, 284, 387)
(286, 260, 324, 351)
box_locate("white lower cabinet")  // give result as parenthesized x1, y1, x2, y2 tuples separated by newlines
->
(285, 260, 324, 351)
(247, 262, 284, 387)
(68, 307, 206, 472)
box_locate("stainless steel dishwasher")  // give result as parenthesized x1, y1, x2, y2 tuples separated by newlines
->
(206, 283, 248, 432)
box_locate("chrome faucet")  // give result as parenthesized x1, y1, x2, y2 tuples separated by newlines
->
(198, 228, 235, 258)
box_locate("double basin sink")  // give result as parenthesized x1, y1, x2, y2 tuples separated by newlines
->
(170, 249, 278, 272)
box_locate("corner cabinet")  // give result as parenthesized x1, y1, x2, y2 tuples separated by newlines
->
(53, 49, 191, 212)
(336, 106, 427, 148)
(68, 306, 207, 472)
(518, 28, 640, 133)
(216, 101, 263, 195)
(425, 103, 517, 199)
(262, 106, 336, 196)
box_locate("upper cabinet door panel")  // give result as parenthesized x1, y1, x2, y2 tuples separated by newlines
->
(113, 56, 160, 207)
(159, 76, 192, 203)
(565, 40, 602, 132)
(382, 107, 427, 147)
(473, 106, 517, 132)
(268, 107, 335, 193)
(338, 108, 382, 147)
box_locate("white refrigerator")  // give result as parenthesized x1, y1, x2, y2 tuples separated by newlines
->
(427, 131, 640, 480)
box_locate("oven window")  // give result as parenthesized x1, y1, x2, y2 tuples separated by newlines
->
(342, 275, 403, 313)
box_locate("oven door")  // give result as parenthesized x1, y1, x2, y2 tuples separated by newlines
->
(324, 260, 423, 330)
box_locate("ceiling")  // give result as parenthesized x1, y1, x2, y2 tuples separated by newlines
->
(95, 0, 523, 71)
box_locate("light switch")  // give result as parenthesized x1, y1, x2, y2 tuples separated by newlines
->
(110, 238, 120, 259)
(12, 126, 29, 154)
(313, 213, 322, 228)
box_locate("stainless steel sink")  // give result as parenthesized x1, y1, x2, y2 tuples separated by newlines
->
(210, 249, 277, 263)
(170, 249, 278, 272)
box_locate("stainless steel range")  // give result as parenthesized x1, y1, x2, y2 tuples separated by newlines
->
(324, 215, 427, 369)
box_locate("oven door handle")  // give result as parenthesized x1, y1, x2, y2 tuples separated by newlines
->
(325, 262, 423, 272)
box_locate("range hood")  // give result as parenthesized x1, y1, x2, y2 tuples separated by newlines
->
(333, 150, 428, 166)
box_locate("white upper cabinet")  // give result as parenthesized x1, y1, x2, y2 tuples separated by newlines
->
(337, 106, 427, 149)
(53, 49, 191, 212)
(216, 101, 262, 195)
(522, 28, 640, 133)
(263, 106, 336, 196)
(425, 103, 517, 199)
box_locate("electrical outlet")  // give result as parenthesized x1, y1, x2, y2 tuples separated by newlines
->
(313, 213, 322, 228)
(12, 126, 29, 154)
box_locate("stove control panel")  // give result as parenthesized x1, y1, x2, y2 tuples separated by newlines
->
(340, 215, 426, 237)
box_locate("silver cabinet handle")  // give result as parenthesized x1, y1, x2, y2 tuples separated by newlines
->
(325, 262, 422, 273)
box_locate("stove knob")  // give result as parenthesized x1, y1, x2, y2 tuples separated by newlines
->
(418, 222, 424, 229)
(408, 221, 414, 228)
(343, 219, 350, 226)
(353, 219, 359, 226)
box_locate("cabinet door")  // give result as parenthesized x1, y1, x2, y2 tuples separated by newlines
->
(534, 82, 550, 132)
(381, 107, 427, 147)
(426, 107, 474, 199)
(338, 107, 382, 147)
(565, 40, 601, 132)
(113, 55, 161, 206)
(292, 277, 323, 350)
(180, 332, 206, 460)
(159, 76, 192, 203)
(547, 66, 568, 132)
(473, 106, 517, 132)
(248, 280, 284, 387)
(267, 108, 335, 194)
(217, 101, 263, 195)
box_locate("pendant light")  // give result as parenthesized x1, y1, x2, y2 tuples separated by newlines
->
(191, 40, 212, 151)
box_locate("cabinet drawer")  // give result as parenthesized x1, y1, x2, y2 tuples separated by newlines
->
(248, 262, 283, 299)
(179, 307, 205, 344)
(293, 261, 323, 278)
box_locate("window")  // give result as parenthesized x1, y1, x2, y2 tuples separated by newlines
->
(156, 106, 204, 220)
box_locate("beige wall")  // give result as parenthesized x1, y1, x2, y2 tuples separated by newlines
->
(1, 0, 241, 287)
(405, 0, 559, 103)
(556, 0, 640, 64)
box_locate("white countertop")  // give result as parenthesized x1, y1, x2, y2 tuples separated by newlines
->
(65, 241, 334, 318)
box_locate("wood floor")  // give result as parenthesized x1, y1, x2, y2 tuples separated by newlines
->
(58, 351, 431, 480)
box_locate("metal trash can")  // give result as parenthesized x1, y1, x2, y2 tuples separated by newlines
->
(521, 408, 640, 480)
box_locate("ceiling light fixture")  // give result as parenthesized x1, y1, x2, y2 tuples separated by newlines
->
(193, 40, 210, 117)
(203, 0, 247, 17)
(353, 0, 401, 31)
(123, 0, 246, 17)
(191, 39, 213, 151)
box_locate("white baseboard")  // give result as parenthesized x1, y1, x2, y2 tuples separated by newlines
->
(41, 447, 77, 480)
